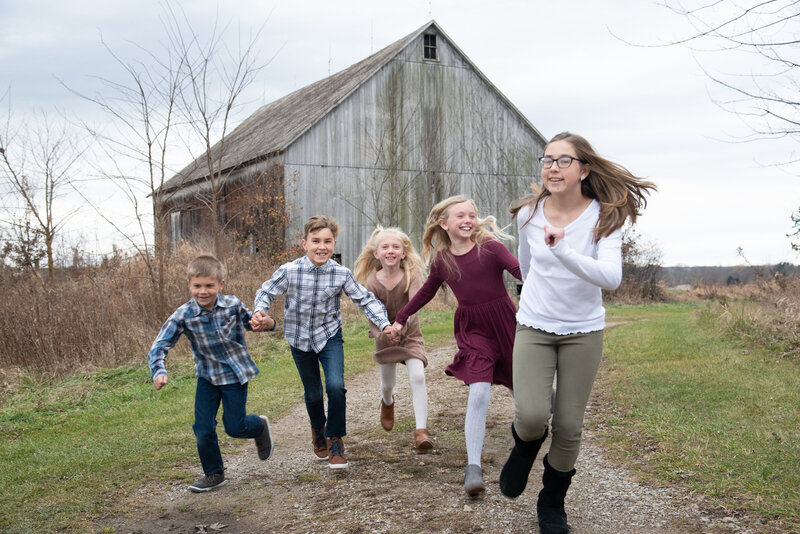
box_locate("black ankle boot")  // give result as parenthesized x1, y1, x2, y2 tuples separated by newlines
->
(537, 454, 576, 534)
(499, 424, 548, 498)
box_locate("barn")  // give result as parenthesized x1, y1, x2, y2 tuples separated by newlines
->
(158, 20, 546, 267)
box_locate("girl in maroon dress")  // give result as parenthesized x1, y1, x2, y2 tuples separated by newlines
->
(390, 195, 521, 496)
(354, 227, 433, 453)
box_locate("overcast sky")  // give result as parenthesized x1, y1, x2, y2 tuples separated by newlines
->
(2, 0, 798, 267)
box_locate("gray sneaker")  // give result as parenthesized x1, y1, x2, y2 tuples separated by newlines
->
(464, 464, 485, 497)
(188, 471, 227, 493)
(255, 415, 274, 461)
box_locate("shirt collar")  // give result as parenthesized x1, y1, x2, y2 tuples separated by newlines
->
(189, 294, 231, 316)
(300, 255, 332, 272)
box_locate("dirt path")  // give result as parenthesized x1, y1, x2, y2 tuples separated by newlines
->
(108, 344, 766, 534)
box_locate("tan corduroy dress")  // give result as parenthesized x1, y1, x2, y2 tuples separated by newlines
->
(365, 272, 427, 367)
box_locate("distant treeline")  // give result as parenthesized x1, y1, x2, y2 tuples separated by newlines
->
(661, 263, 800, 287)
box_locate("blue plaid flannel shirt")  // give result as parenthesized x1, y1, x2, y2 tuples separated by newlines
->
(255, 255, 390, 352)
(147, 294, 269, 385)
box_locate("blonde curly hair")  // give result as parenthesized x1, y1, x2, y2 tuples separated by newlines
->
(354, 227, 424, 293)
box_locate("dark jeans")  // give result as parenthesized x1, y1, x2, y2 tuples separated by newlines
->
(289, 329, 347, 438)
(193, 377, 264, 476)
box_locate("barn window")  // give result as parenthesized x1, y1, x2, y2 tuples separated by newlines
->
(170, 211, 182, 244)
(423, 34, 437, 61)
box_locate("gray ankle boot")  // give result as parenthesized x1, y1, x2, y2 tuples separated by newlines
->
(464, 464, 485, 496)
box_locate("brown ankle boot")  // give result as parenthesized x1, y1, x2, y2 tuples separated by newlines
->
(413, 428, 433, 453)
(380, 396, 395, 431)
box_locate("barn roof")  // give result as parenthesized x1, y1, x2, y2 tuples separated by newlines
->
(161, 20, 545, 194)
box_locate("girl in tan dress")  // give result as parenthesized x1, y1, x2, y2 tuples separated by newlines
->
(354, 227, 433, 453)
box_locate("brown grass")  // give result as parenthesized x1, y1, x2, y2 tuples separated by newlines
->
(0, 243, 284, 380)
(689, 274, 800, 360)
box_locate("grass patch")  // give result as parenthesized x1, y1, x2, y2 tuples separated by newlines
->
(0, 310, 454, 533)
(597, 302, 799, 531)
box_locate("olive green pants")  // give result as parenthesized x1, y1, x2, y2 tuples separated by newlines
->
(512, 324, 604, 472)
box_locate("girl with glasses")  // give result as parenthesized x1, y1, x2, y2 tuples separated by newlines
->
(502, 132, 656, 534)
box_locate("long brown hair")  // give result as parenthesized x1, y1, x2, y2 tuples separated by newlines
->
(511, 132, 657, 241)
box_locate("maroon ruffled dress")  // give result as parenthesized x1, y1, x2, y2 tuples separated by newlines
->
(394, 239, 521, 388)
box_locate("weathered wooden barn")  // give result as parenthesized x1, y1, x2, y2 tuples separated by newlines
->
(158, 20, 546, 266)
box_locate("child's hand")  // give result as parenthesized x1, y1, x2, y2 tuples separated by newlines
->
(153, 374, 168, 390)
(250, 310, 274, 331)
(544, 225, 565, 247)
(382, 325, 398, 345)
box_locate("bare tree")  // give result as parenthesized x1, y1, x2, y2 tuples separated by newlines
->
(643, 1, 800, 253)
(67, 31, 186, 317)
(0, 94, 84, 281)
(70, 5, 271, 313)
(166, 5, 270, 258)
(655, 0, 800, 144)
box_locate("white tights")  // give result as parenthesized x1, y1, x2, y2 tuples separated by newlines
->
(465, 381, 492, 467)
(380, 358, 428, 429)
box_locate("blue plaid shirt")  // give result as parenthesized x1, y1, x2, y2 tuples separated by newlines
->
(255, 255, 390, 352)
(147, 294, 267, 385)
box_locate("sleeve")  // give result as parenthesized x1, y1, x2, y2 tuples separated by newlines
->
(517, 205, 532, 282)
(395, 264, 444, 326)
(549, 228, 623, 290)
(146, 312, 184, 379)
(364, 277, 384, 340)
(254, 265, 289, 313)
(343, 270, 391, 331)
(489, 239, 522, 281)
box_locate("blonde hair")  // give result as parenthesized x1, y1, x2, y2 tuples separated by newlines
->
(423, 195, 511, 276)
(511, 132, 657, 241)
(187, 255, 224, 282)
(354, 227, 424, 293)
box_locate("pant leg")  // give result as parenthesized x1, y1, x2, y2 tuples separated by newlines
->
(290, 345, 327, 431)
(317, 330, 346, 437)
(512, 324, 557, 441)
(193, 377, 224, 476)
(220, 381, 264, 439)
(549, 329, 604, 472)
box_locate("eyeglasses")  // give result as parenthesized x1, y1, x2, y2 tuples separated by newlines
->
(538, 156, 585, 169)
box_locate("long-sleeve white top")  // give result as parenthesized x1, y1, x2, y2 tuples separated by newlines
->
(516, 198, 622, 335)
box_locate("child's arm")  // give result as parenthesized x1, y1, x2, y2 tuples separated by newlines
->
(146, 313, 184, 390)
(393, 266, 444, 329)
(254, 265, 290, 313)
(489, 239, 522, 282)
(342, 271, 391, 331)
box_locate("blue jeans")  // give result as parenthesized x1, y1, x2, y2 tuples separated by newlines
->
(290, 329, 347, 438)
(193, 377, 265, 476)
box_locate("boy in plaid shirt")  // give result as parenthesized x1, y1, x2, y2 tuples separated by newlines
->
(148, 255, 276, 492)
(251, 215, 395, 469)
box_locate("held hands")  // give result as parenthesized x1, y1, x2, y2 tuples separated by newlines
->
(544, 225, 565, 247)
(153, 374, 168, 390)
(382, 325, 400, 345)
(250, 310, 275, 331)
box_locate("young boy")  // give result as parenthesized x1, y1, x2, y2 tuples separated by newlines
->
(251, 215, 394, 469)
(147, 255, 276, 493)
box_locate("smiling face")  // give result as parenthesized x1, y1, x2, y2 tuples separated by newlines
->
(302, 228, 336, 266)
(438, 200, 477, 240)
(542, 139, 587, 197)
(373, 235, 406, 270)
(189, 275, 224, 310)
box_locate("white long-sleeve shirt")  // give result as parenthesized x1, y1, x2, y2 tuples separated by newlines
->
(516, 198, 622, 335)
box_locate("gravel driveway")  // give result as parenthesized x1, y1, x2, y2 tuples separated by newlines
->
(108, 343, 768, 533)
